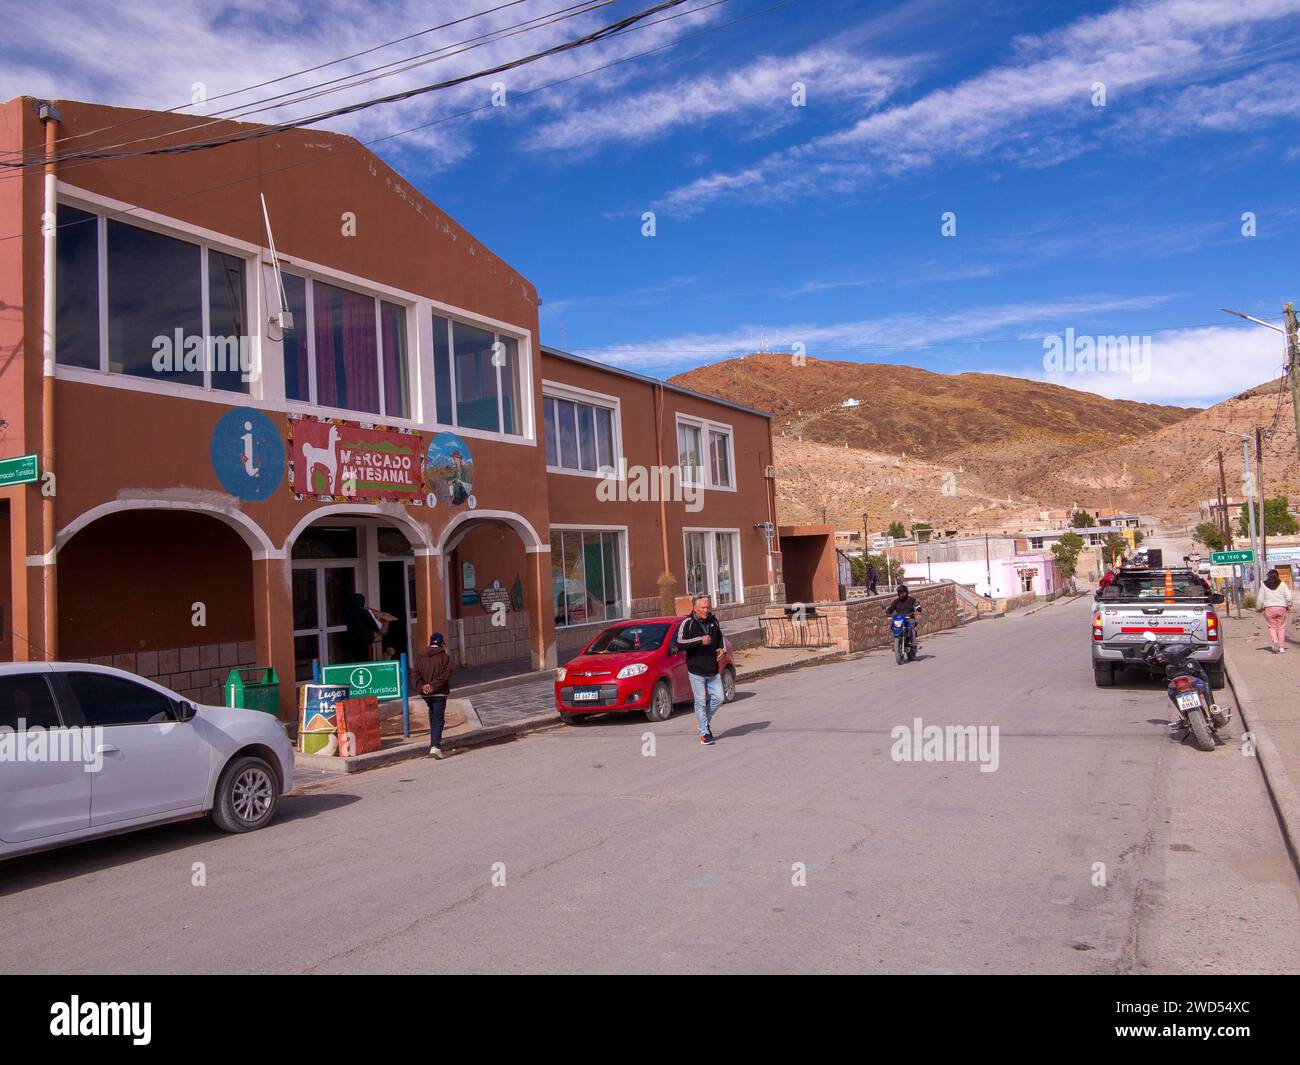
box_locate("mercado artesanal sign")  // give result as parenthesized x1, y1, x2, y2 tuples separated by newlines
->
(287, 414, 427, 505)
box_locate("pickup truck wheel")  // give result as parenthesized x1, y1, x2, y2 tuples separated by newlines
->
(209, 755, 278, 833)
(1093, 663, 1114, 687)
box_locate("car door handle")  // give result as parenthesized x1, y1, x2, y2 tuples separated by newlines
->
(96, 744, 121, 754)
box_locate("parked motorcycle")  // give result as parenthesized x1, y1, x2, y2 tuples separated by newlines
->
(890, 613, 918, 664)
(1140, 631, 1230, 751)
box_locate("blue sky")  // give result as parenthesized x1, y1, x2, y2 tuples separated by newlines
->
(5, 0, 1300, 406)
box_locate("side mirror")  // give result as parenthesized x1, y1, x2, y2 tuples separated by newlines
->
(1212, 593, 1225, 605)
(1093, 590, 1103, 601)
(174, 698, 198, 722)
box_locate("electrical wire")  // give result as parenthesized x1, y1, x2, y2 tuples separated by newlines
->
(0, 0, 621, 174)
(0, 0, 540, 163)
(0, 0, 757, 244)
(0, 0, 691, 169)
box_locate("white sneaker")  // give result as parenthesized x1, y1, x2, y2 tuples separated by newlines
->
(429, 746, 445, 759)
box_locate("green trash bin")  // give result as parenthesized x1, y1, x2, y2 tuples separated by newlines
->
(223, 667, 280, 714)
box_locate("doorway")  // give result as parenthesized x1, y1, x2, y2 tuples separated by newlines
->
(292, 561, 359, 681)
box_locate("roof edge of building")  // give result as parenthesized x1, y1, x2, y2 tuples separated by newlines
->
(541, 346, 773, 420)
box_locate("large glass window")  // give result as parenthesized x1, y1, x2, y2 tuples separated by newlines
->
(709, 429, 732, 488)
(314, 280, 379, 415)
(56, 205, 251, 393)
(208, 250, 249, 394)
(107, 219, 204, 387)
(683, 530, 742, 606)
(54, 204, 99, 370)
(431, 311, 526, 437)
(281, 272, 309, 401)
(680, 418, 733, 489)
(544, 394, 617, 473)
(551, 529, 624, 628)
(678, 422, 703, 485)
(283, 272, 410, 419)
(453, 321, 499, 432)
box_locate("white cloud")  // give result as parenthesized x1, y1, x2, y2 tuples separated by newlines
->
(522, 47, 912, 153)
(655, 0, 1300, 216)
(1011, 325, 1284, 405)
(574, 293, 1175, 373)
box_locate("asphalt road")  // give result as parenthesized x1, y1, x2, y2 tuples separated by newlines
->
(2, 598, 1297, 974)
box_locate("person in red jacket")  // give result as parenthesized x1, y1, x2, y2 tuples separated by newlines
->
(1098, 566, 1116, 589)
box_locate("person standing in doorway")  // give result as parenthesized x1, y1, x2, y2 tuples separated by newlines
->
(676, 595, 726, 745)
(414, 632, 453, 758)
(1257, 569, 1293, 654)
(342, 593, 383, 662)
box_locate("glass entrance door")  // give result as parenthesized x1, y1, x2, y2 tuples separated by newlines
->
(292, 562, 359, 681)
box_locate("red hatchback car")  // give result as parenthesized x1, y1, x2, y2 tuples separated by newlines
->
(555, 617, 736, 725)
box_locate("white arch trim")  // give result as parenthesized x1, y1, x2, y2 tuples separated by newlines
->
(436, 509, 546, 556)
(282, 503, 435, 555)
(55, 499, 281, 560)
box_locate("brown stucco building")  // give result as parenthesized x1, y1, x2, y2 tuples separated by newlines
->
(0, 97, 785, 719)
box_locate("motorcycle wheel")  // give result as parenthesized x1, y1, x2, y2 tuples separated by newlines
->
(894, 637, 905, 664)
(1187, 708, 1216, 752)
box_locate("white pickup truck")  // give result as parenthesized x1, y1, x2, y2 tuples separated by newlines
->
(1091, 567, 1225, 688)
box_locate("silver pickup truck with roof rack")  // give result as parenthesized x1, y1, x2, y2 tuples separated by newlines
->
(1091, 568, 1225, 688)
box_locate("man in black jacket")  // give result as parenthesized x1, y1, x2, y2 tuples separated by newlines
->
(675, 595, 726, 745)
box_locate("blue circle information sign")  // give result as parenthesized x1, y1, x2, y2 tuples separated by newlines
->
(210, 408, 285, 501)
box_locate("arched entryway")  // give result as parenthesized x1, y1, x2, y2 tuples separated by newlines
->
(437, 510, 553, 674)
(55, 505, 264, 706)
(284, 508, 432, 682)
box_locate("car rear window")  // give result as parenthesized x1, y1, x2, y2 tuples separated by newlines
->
(587, 624, 671, 653)
(1101, 572, 1209, 600)
(0, 672, 62, 731)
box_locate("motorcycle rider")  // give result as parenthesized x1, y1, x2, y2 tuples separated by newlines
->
(884, 585, 922, 653)
(884, 585, 921, 617)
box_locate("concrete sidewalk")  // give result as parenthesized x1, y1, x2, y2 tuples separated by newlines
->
(1221, 611, 1300, 866)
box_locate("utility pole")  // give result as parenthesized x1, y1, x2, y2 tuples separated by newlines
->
(1257, 426, 1267, 574)
(1287, 301, 1300, 466)
(1217, 450, 1231, 548)
(1213, 428, 1260, 589)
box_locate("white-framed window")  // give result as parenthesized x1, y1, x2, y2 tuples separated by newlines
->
(279, 271, 412, 419)
(55, 201, 256, 395)
(683, 528, 743, 606)
(551, 528, 627, 627)
(542, 382, 620, 475)
(431, 312, 524, 437)
(677, 415, 735, 490)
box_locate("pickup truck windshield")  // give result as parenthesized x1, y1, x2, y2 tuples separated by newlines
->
(1099, 572, 1209, 600)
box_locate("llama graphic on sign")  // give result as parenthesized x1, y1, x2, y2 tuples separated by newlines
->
(302, 425, 341, 494)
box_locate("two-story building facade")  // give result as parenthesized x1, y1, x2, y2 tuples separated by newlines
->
(0, 96, 782, 719)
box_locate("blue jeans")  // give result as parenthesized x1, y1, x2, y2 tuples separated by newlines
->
(689, 672, 724, 736)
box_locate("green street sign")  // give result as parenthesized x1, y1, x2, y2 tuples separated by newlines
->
(1211, 549, 1255, 565)
(0, 454, 38, 488)
(319, 659, 403, 701)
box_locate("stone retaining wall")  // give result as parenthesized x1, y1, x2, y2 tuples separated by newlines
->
(762, 582, 960, 654)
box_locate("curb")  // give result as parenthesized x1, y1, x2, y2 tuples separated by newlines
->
(294, 711, 562, 775)
(735, 650, 846, 685)
(1020, 592, 1088, 617)
(1224, 653, 1300, 874)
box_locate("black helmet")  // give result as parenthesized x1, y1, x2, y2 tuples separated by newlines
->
(896, 585, 909, 598)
